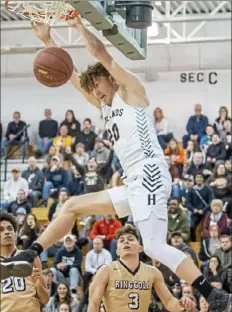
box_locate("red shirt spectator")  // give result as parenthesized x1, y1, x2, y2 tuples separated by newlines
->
(201, 199, 228, 238)
(89, 215, 122, 243)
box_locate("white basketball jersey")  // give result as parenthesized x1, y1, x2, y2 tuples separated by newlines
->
(101, 93, 167, 177)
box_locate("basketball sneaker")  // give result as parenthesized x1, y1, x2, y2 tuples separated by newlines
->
(207, 288, 232, 312)
(0, 249, 37, 280)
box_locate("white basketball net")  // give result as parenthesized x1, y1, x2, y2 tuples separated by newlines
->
(4, 1, 77, 25)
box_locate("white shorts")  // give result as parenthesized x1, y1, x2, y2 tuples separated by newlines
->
(107, 163, 172, 222)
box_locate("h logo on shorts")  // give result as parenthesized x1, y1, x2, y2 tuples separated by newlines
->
(148, 194, 156, 205)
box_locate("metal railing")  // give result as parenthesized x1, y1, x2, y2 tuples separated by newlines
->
(3, 124, 30, 181)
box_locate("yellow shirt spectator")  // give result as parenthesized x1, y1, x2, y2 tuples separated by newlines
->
(53, 125, 72, 148)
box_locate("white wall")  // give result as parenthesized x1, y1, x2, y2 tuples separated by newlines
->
(1, 69, 231, 142)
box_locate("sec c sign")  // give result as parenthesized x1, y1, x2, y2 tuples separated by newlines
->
(180, 72, 218, 84)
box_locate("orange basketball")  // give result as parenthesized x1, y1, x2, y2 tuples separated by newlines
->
(33, 47, 74, 87)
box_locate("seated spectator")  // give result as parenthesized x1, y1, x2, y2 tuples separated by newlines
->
(42, 156, 68, 204)
(185, 173, 214, 241)
(164, 138, 184, 179)
(89, 215, 122, 260)
(203, 256, 227, 290)
(1, 111, 28, 158)
(67, 143, 113, 193)
(22, 156, 44, 207)
(201, 199, 228, 238)
(153, 107, 173, 149)
(7, 189, 31, 215)
(60, 110, 81, 139)
(214, 235, 232, 269)
(45, 282, 79, 312)
(73, 118, 97, 154)
(182, 104, 208, 148)
(213, 106, 231, 135)
(48, 189, 69, 222)
(44, 145, 64, 168)
(207, 163, 232, 204)
(43, 269, 57, 297)
(59, 303, 72, 312)
(200, 125, 215, 152)
(199, 225, 221, 263)
(83, 237, 112, 293)
(220, 119, 232, 160)
(91, 138, 110, 164)
(179, 174, 194, 206)
(37, 109, 58, 155)
(15, 207, 27, 244)
(181, 284, 195, 299)
(170, 232, 198, 267)
(53, 125, 72, 154)
(50, 234, 82, 294)
(20, 213, 40, 250)
(152, 259, 179, 290)
(72, 143, 89, 166)
(186, 152, 206, 177)
(1, 167, 28, 210)
(67, 166, 84, 197)
(225, 159, 232, 177)
(184, 140, 199, 168)
(206, 133, 227, 169)
(199, 296, 209, 312)
(168, 197, 190, 242)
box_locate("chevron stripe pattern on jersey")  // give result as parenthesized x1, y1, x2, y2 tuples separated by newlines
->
(135, 108, 156, 159)
(142, 164, 163, 193)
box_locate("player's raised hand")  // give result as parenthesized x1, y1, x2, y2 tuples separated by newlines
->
(179, 296, 196, 311)
(66, 15, 83, 28)
(31, 21, 51, 43)
(30, 267, 42, 287)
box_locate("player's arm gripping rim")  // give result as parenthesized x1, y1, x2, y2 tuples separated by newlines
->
(70, 16, 146, 95)
(87, 265, 109, 312)
(152, 268, 195, 312)
(31, 22, 101, 110)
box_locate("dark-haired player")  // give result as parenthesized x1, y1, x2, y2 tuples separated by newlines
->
(0, 212, 49, 312)
(1, 17, 231, 312)
(89, 225, 195, 312)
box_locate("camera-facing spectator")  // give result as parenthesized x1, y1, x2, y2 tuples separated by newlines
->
(60, 110, 81, 138)
(91, 138, 110, 165)
(206, 133, 227, 169)
(38, 109, 58, 154)
(72, 143, 89, 167)
(213, 106, 231, 135)
(182, 104, 208, 148)
(214, 235, 232, 269)
(153, 107, 173, 149)
(20, 213, 41, 250)
(199, 225, 221, 263)
(53, 125, 72, 154)
(48, 189, 69, 222)
(186, 152, 206, 177)
(83, 237, 112, 293)
(1, 111, 28, 158)
(184, 140, 199, 168)
(201, 199, 228, 238)
(50, 234, 82, 294)
(185, 173, 214, 241)
(22, 156, 44, 207)
(43, 269, 57, 297)
(1, 167, 28, 210)
(7, 189, 31, 215)
(44, 145, 64, 169)
(178, 175, 194, 206)
(74, 118, 97, 153)
(200, 125, 215, 153)
(203, 256, 228, 290)
(168, 197, 190, 243)
(164, 138, 184, 180)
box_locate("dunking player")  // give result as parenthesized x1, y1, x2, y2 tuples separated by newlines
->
(0, 212, 49, 312)
(1, 16, 231, 311)
(89, 224, 195, 312)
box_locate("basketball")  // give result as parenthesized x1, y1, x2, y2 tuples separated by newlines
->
(33, 47, 74, 87)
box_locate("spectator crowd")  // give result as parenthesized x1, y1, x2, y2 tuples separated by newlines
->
(0, 104, 231, 312)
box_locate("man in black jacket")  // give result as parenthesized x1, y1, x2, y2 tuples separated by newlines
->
(50, 234, 83, 293)
(22, 156, 44, 207)
(7, 189, 32, 215)
(206, 133, 227, 169)
(73, 118, 97, 153)
(37, 109, 58, 154)
(1, 111, 28, 158)
(186, 152, 206, 177)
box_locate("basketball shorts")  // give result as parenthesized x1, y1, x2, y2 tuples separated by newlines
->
(107, 163, 172, 223)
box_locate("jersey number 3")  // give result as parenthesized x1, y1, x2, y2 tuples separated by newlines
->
(108, 123, 120, 145)
(2, 277, 26, 294)
(128, 292, 139, 309)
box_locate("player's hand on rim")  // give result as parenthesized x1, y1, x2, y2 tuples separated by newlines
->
(179, 296, 196, 311)
(31, 21, 51, 43)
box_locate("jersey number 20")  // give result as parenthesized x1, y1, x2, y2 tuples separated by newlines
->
(128, 292, 139, 309)
(2, 277, 26, 294)
(108, 123, 120, 145)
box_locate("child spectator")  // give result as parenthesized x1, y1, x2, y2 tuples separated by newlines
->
(200, 125, 215, 152)
(153, 107, 173, 149)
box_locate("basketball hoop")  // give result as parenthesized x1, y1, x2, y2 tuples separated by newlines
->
(4, 1, 79, 25)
